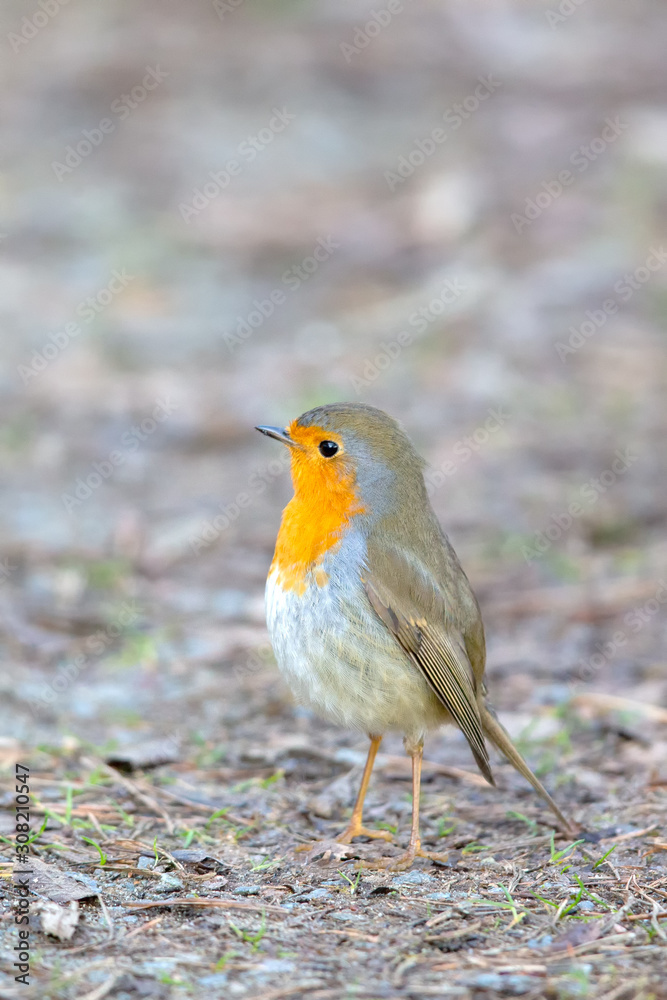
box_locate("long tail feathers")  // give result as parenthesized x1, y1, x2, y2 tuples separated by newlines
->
(480, 702, 574, 834)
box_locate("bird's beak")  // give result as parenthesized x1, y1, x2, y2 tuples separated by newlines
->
(255, 425, 295, 448)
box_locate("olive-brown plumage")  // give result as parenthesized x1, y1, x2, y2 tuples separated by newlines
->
(258, 402, 572, 868)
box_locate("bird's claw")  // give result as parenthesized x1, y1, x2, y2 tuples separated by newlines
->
(336, 824, 394, 844)
(354, 841, 449, 871)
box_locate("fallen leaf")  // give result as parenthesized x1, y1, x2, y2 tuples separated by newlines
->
(14, 857, 98, 904)
(105, 740, 180, 771)
(39, 900, 80, 941)
(547, 920, 603, 953)
(571, 693, 667, 724)
(124, 896, 285, 914)
(166, 849, 222, 866)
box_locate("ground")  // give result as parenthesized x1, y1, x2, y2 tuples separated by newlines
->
(1, 1, 667, 997)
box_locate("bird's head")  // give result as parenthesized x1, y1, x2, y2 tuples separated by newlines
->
(256, 402, 427, 522)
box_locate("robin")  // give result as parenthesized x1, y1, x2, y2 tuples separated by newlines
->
(257, 403, 572, 869)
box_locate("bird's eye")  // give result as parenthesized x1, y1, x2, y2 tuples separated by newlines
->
(318, 440, 339, 458)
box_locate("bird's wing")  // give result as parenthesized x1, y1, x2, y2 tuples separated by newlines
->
(362, 543, 493, 785)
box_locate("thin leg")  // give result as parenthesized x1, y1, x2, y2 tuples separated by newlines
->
(295, 734, 392, 853)
(359, 739, 449, 871)
(405, 741, 423, 857)
(336, 735, 392, 844)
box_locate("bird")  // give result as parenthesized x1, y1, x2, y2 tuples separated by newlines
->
(257, 402, 572, 869)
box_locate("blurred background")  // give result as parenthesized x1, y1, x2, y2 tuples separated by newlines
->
(1, 0, 667, 789)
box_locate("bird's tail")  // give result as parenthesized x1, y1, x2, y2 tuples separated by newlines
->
(480, 702, 574, 834)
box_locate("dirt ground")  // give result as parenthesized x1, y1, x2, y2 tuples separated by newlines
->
(1, 1, 667, 997)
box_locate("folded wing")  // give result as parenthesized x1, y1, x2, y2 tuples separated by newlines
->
(363, 543, 494, 786)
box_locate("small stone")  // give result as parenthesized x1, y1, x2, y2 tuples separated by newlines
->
(154, 874, 184, 894)
(254, 960, 295, 975)
(136, 856, 155, 871)
(302, 888, 330, 901)
(425, 891, 451, 901)
(527, 934, 553, 948)
(226, 982, 247, 997)
(392, 870, 434, 886)
(470, 973, 536, 994)
(204, 876, 228, 890)
(233, 885, 261, 896)
(198, 974, 229, 988)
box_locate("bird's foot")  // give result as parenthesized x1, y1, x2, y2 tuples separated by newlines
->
(295, 822, 393, 853)
(355, 839, 448, 871)
(336, 822, 393, 845)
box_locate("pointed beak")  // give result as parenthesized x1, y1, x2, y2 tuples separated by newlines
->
(255, 425, 295, 448)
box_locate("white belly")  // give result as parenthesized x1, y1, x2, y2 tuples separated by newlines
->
(265, 535, 447, 740)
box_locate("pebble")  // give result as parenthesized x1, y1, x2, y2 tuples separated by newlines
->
(68, 871, 99, 891)
(154, 874, 184, 894)
(204, 876, 228, 890)
(527, 934, 553, 948)
(226, 982, 247, 997)
(392, 870, 434, 886)
(468, 973, 537, 994)
(253, 960, 296, 975)
(233, 885, 261, 896)
(425, 891, 451, 901)
(198, 974, 229, 988)
(136, 856, 155, 871)
(301, 888, 331, 901)
(137, 959, 179, 976)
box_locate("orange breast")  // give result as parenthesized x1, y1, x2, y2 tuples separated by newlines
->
(270, 422, 366, 594)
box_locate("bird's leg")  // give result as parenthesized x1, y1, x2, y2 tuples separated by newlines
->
(335, 735, 392, 843)
(358, 738, 448, 871)
(295, 734, 392, 853)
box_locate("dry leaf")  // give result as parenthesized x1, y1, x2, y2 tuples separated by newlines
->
(124, 896, 285, 914)
(105, 739, 180, 771)
(14, 857, 98, 904)
(571, 693, 667, 723)
(39, 900, 80, 941)
(547, 920, 603, 953)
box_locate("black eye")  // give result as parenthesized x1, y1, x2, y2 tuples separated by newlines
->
(318, 440, 339, 458)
